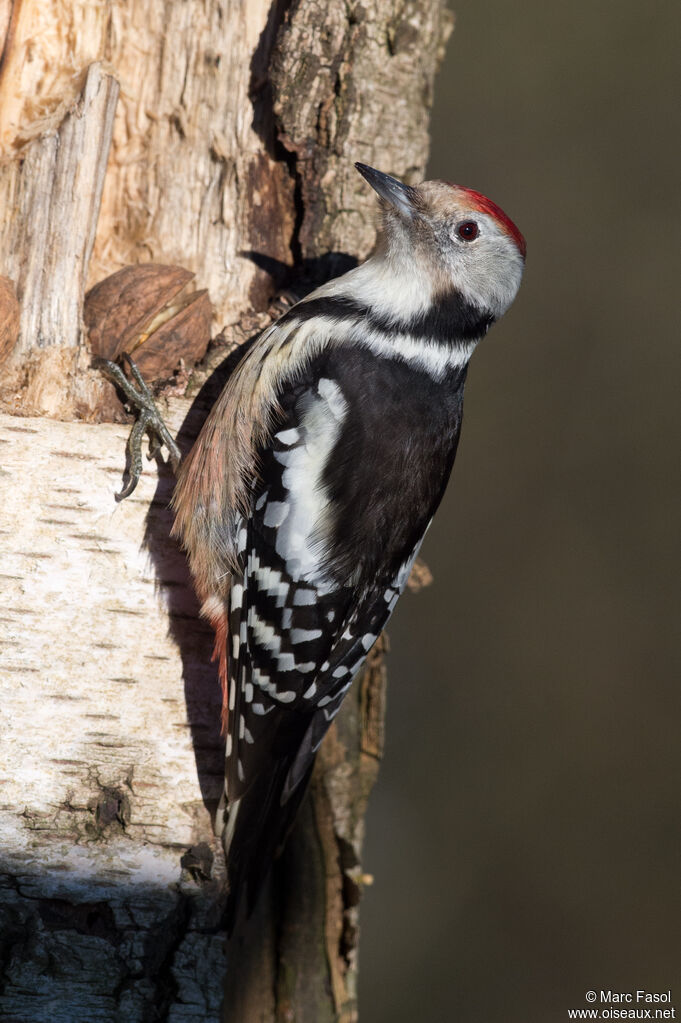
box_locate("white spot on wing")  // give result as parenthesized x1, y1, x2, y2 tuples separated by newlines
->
(276, 428, 300, 446)
(250, 614, 282, 656)
(317, 377, 347, 418)
(252, 563, 289, 607)
(251, 668, 268, 689)
(273, 449, 297, 466)
(396, 557, 415, 589)
(263, 501, 289, 527)
(290, 627, 322, 644)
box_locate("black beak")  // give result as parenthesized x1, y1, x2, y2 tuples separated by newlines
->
(355, 162, 420, 217)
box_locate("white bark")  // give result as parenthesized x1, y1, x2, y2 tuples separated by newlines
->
(0, 407, 227, 1021)
(0, 0, 452, 1015)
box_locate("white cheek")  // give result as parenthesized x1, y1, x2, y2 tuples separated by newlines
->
(447, 236, 524, 318)
(480, 246, 524, 317)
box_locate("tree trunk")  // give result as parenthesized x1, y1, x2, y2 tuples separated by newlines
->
(0, 2, 451, 1019)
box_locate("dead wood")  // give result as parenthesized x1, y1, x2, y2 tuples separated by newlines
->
(0, 1, 451, 1018)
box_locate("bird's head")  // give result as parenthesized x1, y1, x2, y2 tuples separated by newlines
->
(356, 162, 525, 322)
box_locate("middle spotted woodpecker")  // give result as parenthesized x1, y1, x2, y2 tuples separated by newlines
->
(171, 162, 526, 921)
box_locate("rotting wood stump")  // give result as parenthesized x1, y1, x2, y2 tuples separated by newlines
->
(0, 1, 451, 1018)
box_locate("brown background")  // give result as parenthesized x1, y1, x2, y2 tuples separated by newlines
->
(360, 1, 681, 1020)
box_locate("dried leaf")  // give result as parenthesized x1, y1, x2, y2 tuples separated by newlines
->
(406, 557, 433, 592)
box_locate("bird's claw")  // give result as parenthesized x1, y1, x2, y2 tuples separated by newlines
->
(95, 353, 182, 501)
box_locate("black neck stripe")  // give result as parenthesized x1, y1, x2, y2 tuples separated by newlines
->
(281, 293, 494, 346)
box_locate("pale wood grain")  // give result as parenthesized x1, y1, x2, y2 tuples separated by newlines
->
(0, 63, 119, 417)
(0, 0, 451, 1016)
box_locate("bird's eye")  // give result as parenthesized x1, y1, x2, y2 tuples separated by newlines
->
(456, 220, 479, 241)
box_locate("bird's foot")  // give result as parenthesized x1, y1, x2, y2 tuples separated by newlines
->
(95, 353, 182, 500)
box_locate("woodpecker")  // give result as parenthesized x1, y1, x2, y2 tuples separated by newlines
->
(170, 162, 525, 922)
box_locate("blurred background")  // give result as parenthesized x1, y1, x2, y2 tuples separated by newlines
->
(360, 1, 681, 1020)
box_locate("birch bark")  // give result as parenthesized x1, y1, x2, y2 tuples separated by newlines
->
(0, 2, 451, 1017)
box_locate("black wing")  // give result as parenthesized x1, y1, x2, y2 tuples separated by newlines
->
(223, 345, 465, 921)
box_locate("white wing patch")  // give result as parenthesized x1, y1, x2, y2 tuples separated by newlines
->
(274, 379, 348, 584)
(263, 501, 288, 528)
(275, 428, 300, 446)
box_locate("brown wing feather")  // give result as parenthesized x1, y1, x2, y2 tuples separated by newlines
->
(171, 315, 333, 609)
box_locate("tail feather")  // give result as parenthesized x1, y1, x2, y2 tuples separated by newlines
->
(222, 755, 315, 932)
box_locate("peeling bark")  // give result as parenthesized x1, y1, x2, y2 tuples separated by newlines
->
(0, 63, 119, 416)
(0, 408, 228, 1020)
(0, 408, 388, 1020)
(0, 0, 451, 1018)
